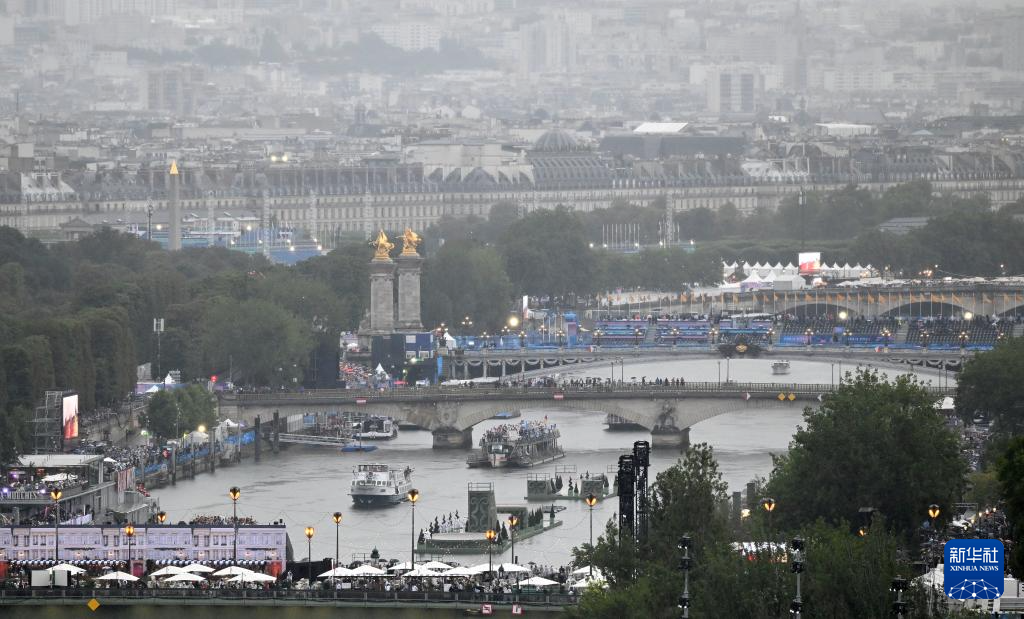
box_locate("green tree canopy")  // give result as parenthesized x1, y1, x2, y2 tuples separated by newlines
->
(141, 384, 217, 440)
(421, 240, 513, 331)
(956, 338, 1024, 437)
(766, 370, 967, 536)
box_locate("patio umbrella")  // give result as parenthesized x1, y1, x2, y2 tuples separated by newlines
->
(387, 561, 417, 571)
(571, 565, 600, 576)
(348, 564, 387, 577)
(318, 567, 353, 578)
(94, 571, 139, 582)
(150, 566, 188, 577)
(165, 572, 206, 582)
(441, 566, 478, 578)
(520, 576, 559, 587)
(571, 576, 608, 589)
(182, 563, 215, 573)
(402, 566, 443, 577)
(50, 563, 87, 574)
(212, 566, 255, 577)
(496, 563, 530, 573)
(420, 560, 452, 571)
(228, 573, 276, 583)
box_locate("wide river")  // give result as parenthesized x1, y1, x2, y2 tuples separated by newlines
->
(152, 358, 950, 568)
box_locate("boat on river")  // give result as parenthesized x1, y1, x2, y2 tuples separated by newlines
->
(353, 416, 398, 440)
(350, 463, 413, 506)
(466, 421, 564, 469)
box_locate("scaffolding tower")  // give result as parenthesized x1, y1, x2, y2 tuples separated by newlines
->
(31, 391, 63, 454)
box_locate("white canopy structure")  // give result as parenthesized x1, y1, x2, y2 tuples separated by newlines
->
(520, 576, 559, 587)
(571, 565, 603, 577)
(94, 571, 139, 582)
(182, 563, 215, 573)
(348, 564, 387, 577)
(318, 567, 354, 578)
(227, 573, 276, 583)
(571, 576, 609, 589)
(402, 567, 444, 577)
(50, 563, 86, 574)
(388, 562, 418, 572)
(165, 572, 207, 582)
(441, 566, 479, 577)
(149, 566, 188, 577)
(420, 561, 453, 571)
(212, 566, 255, 577)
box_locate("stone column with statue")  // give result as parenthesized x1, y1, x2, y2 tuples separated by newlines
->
(396, 228, 424, 331)
(368, 230, 396, 333)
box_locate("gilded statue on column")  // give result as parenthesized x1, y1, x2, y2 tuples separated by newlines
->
(372, 230, 394, 260)
(400, 228, 422, 256)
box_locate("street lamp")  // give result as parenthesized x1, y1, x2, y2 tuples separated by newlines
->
(958, 331, 969, 350)
(540, 324, 549, 342)
(461, 315, 473, 334)
(790, 537, 805, 618)
(677, 535, 692, 618)
(920, 330, 930, 350)
(671, 327, 680, 346)
(156, 511, 167, 524)
(304, 527, 314, 586)
(633, 327, 642, 347)
(407, 488, 420, 567)
(332, 512, 343, 570)
(804, 328, 813, 347)
(767, 328, 775, 346)
(485, 529, 498, 576)
(891, 576, 909, 618)
(585, 494, 599, 577)
(228, 486, 241, 565)
(594, 328, 603, 347)
(881, 328, 891, 351)
(709, 327, 718, 345)
(761, 497, 776, 537)
(507, 514, 519, 585)
(557, 329, 565, 348)
(520, 330, 527, 349)
(50, 488, 62, 563)
(124, 524, 135, 563)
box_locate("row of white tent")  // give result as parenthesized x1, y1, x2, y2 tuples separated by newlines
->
(723, 262, 877, 280)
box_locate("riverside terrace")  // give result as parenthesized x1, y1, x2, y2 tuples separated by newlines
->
(219, 381, 955, 451)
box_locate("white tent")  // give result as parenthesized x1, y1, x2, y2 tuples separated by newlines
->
(420, 561, 452, 571)
(402, 567, 444, 577)
(441, 566, 479, 577)
(571, 576, 608, 589)
(165, 572, 206, 582)
(50, 563, 86, 574)
(495, 563, 530, 573)
(571, 565, 602, 576)
(94, 571, 139, 582)
(520, 576, 559, 587)
(150, 566, 188, 577)
(387, 561, 418, 571)
(318, 567, 354, 578)
(212, 566, 255, 577)
(228, 573, 276, 583)
(42, 473, 73, 483)
(182, 563, 215, 573)
(348, 564, 387, 577)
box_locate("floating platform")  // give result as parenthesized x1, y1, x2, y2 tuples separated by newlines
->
(492, 410, 522, 420)
(525, 467, 615, 501)
(416, 521, 562, 556)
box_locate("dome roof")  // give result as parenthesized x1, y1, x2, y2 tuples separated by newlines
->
(533, 129, 580, 152)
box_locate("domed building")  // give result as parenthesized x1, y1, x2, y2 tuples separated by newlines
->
(527, 128, 614, 190)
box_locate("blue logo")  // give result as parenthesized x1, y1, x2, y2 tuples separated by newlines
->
(944, 539, 1004, 600)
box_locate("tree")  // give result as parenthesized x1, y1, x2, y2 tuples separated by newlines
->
(767, 370, 967, 536)
(956, 338, 1024, 437)
(142, 384, 217, 440)
(421, 240, 513, 331)
(499, 208, 595, 297)
(997, 437, 1024, 578)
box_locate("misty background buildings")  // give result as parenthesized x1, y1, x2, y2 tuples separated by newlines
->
(0, 0, 1022, 253)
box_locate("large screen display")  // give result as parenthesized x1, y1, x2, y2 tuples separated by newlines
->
(62, 394, 78, 440)
(798, 252, 821, 275)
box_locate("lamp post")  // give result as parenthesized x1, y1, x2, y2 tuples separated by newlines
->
(124, 524, 135, 564)
(928, 504, 940, 594)
(485, 529, 498, 577)
(228, 486, 241, 565)
(891, 576, 908, 618)
(520, 330, 527, 349)
(959, 330, 968, 351)
(407, 488, 420, 567)
(585, 494, 598, 577)
(633, 327, 642, 348)
(921, 330, 929, 350)
(671, 327, 680, 347)
(156, 511, 167, 525)
(790, 537, 805, 618)
(804, 328, 813, 347)
(677, 535, 692, 618)
(50, 488, 62, 563)
(461, 315, 473, 335)
(881, 328, 891, 351)
(507, 514, 519, 585)
(557, 329, 565, 348)
(767, 328, 775, 347)
(304, 527, 314, 586)
(540, 324, 549, 343)
(761, 497, 776, 538)
(594, 328, 603, 347)
(332, 512, 343, 570)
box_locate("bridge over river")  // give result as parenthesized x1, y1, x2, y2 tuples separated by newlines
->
(218, 382, 954, 450)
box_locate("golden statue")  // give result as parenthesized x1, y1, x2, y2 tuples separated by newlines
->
(400, 228, 422, 256)
(372, 230, 394, 260)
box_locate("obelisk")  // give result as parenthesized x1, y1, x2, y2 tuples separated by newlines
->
(168, 160, 182, 251)
(396, 228, 423, 331)
(369, 230, 395, 332)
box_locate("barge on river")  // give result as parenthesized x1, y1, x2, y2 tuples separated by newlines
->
(466, 421, 564, 469)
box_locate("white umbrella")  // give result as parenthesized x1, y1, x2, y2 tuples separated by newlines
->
(182, 563, 215, 573)
(387, 561, 418, 571)
(94, 571, 139, 582)
(496, 563, 530, 573)
(420, 560, 452, 571)
(468, 563, 492, 573)
(150, 566, 188, 577)
(50, 563, 87, 574)
(520, 576, 559, 587)
(402, 566, 443, 577)
(571, 577, 608, 589)
(318, 567, 353, 578)
(227, 573, 276, 583)
(572, 565, 602, 576)
(348, 564, 387, 577)
(212, 566, 255, 577)
(165, 572, 206, 582)
(441, 566, 478, 577)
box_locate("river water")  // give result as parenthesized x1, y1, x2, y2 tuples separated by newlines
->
(152, 359, 949, 568)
